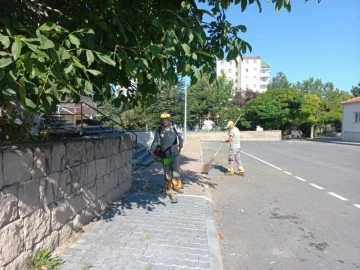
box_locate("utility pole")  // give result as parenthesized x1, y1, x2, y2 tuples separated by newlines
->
(184, 84, 187, 141)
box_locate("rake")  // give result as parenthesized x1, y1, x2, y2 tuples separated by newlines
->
(201, 113, 242, 173)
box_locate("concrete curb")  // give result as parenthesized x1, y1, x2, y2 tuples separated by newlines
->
(306, 139, 360, 147)
(206, 200, 224, 270)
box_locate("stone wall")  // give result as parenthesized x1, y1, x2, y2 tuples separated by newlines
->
(0, 135, 133, 269)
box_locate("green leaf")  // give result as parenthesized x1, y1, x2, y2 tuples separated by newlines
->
(0, 36, 10, 49)
(0, 70, 4, 80)
(192, 53, 197, 60)
(4, 88, 16, 95)
(0, 58, 13, 68)
(59, 47, 71, 60)
(95, 52, 116, 66)
(181, 44, 191, 56)
(38, 22, 56, 32)
(192, 67, 201, 80)
(0, 51, 8, 56)
(40, 35, 55, 49)
(22, 57, 33, 73)
(25, 98, 37, 109)
(75, 28, 95, 34)
(181, 1, 191, 10)
(86, 50, 95, 66)
(189, 31, 194, 43)
(69, 34, 80, 48)
(64, 63, 73, 74)
(11, 39, 22, 60)
(25, 43, 50, 59)
(275, 0, 283, 11)
(84, 80, 93, 93)
(149, 44, 162, 56)
(241, 0, 247, 12)
(87, 69, 103, 76)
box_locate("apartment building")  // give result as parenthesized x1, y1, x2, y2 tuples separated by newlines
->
(216, 56, 271, 93)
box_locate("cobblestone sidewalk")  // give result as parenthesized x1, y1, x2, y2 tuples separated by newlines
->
(59, 140, 222, 270)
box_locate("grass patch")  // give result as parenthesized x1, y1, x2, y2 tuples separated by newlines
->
(26, 249, 65, 270)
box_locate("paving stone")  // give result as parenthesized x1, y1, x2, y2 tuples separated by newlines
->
(59, 194, 221, 270)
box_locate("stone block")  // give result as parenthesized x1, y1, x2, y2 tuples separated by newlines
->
(103, 139, 112, 156)
(83, 184, 97, 206)
(116, 153, 123, 169)
(96, 177, 104, 199)
(70, 165, 81, 189)
(110, 154, 117, 172)
(66, 141, 83, 167)
(82, 140, 95, 162)
(33, 145, 52, 178)
(117, 169, 124, 186)
(105, 156, 111, 175)
(19, 178, 41, 218)
(58, 222, 74, 247)
(40, 173, 59, 207)
(110, 170, 118, 190)
(3, 147, 33, 186)
(58, 169, 70, 200)
(0, 220, 24, 266)
(94, 139, 105, 159)
(69, 193, 85, 216)
(79, 208, 96, 225)
(0, 185, 18, 228)
(80, 163, 88, 187)
(23, 208, 51, 249)
(51, 142, 66, 172)
(34, 231, 59, 253)
(51, 199, 72, 231)
(4, 251, 30, 270)
(95, 158, 106, 179)
(0, 151, 4, 190)
(87, 160, 97, 183)
(103, 174, 112, 195)
(112, 138, 120, 155)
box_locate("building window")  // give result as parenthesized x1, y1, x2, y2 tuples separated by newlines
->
(246, 60, 249, 64)
(254, 76, 257, 80)
(228, 69, 232, 73)
(245, 76, 248, 80)
(229, 60, 232, 65)
(235, 79, 238, 83)
(236, 72, 238, 76)
(253, 84, 256, 89)
(253, 68, 257, 72)
(261, 85, 266, 89)
(221, 69, 224, 73)
(236, 63, 238, 68)
(355, 112, 360, 123)
(245, 68, 248, 72)
(254, 60, 257, 64)
(245, 84, 249, 89)
(221, 60, 224, 65)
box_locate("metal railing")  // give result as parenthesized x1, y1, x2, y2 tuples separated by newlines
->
(52, 102, 138, 149)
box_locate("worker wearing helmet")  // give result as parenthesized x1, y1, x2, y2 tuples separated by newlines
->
(149, 113, 184, 203)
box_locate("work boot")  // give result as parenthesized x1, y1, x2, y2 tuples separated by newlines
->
(169, 193, 178, 203)
(224, 168, 234, 176)
(173, 188, 184, 194)
(238, 167, 245, 176)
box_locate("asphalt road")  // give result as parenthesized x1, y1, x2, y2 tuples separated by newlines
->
(201, 140, 360, 270)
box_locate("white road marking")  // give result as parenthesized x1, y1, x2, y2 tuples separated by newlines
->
(328, 192, 348, 201)
(284, 171, 292, 175)
(309, 183, 324, 190)
(353, 204, 360, 209)
(241, 151, 283, 171)
(295, 176, 307, 182)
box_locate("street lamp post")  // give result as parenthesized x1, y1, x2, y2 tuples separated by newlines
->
(184, 84, 187, 141)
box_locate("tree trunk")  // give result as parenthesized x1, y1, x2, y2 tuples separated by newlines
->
(310, 125, 314, 139)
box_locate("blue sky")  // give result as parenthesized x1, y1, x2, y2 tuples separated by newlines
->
(201, 0, 360, 91)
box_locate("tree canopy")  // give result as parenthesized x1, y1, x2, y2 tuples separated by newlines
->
(268, 71, 292, 90)
(351, 83, 360, 97)
(1, 0, 315, 119)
